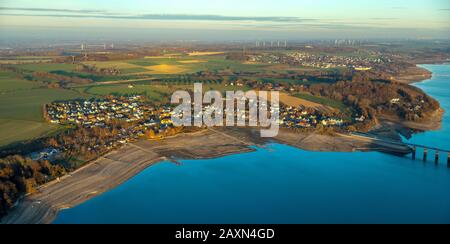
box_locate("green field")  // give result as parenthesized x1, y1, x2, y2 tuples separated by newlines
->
(127, 58, 178, 66)
(17, 63, 78, 72)
(0, 119, 60, 147)
(83, 84, 169, 102)
(0, 82, 87, 147)
(0, 71, 41, 92)
(294, 93, 350, 114)
(77, 81, 251, 103)
(0, 88, 85, 121)
(121, 68, 149, 74)
(127, 56, 270, 74)
(8, 55, 272, 82)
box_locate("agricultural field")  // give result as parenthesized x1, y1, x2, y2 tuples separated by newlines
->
(6, 55, 272, 83)
(0, 79, 87, 147)
(144, 64, 188, 74)
(82, 61, 148, 74)
(0, 52, 353, 147)
(16, 63, 78, 72)
(128, 55, 269, 74)
(0, 119, 60, 147)
(294, 92, 351, 115)
(187, 51, 225, 56)
(76, 80, 251, 103)
(7, 62, 145, 83)
(82, 84, 170, 103)
(0, 71, 41, 92)
(0, 56, 57, 64)
(279, 93, 323, 109)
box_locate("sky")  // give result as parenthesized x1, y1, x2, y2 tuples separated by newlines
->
(0, 0, 449, 42)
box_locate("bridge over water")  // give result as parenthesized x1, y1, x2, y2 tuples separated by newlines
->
(351, 132, 450, 166)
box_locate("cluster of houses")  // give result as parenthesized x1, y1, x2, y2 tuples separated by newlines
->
(390, 96, 428, 119)
(46, 96, 158, 127)
(279, 105, 345, 128)
(45, 96, 176, 144)
(247, 52, 389, 70)
(45, 95, 348, 145)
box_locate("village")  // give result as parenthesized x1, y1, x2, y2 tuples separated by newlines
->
(247, 52, 389, 70)
(45, 95, 347, 137)
(45, 96, 175, 146)
(279, 105, 345, 128)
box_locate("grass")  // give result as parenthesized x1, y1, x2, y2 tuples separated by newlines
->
(188, 51, 225, 56)
(279, 93, 322, 108)
(0, 71, 40, 92)
(190, 56, 269, 73)
(17, 63, 78, 72)
(0, 88, 87, 122)
(128, 56, 270, 74)
(0, 86, 88, 147)
(83, 84, 170, 102)
(128, 58, 180, 66)
(127, 59, 159, 66)
(49, 70, 146, 83)
(0, 56, 56, 64)
(143, 64, 188, 74)
(121, 67, 149, 74)
(79, 81, 251, 103)
(294, 93, 349, 113)
(82, 61, 141, 69)
(0, 119, 60, 147)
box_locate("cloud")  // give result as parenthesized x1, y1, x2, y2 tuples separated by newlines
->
(0, 7, 105, 14)
(0, 7, 312, 23)
(134, 14, 309, 22)
(369, 18, 399, 20)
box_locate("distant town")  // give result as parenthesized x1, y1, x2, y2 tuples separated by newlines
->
(247, 51, 388, 70)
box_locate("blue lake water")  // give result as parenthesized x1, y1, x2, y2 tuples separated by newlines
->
(54, 64, 450, 224)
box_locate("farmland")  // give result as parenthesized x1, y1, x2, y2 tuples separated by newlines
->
(294, 92, 350, 114)
(0, 56, 57, 64)
(8, 55, 272, 79)
(128, 55, 270, 74)
(279, 93, 323, 109)
(76, 81, 250, 103)
(0, 50, 356, 147)
(82, 84, 170, 103)
(0, 73, 87, 147)
(144, 64, 188, 74)
(0, 119, 60, 147)
(0, 71, 40, 92)
(17, 63, 78, 72)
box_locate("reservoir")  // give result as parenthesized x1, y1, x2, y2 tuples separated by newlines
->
(53, 64, 450, 224)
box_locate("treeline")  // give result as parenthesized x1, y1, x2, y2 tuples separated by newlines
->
(306, 79, 440, 126)
(27, 71, 92, 87)
(0, 121, 131, 219)
(0, 117, 190, 219)
(76, 64, 121, 76)
(0, 65, 92, 88)
(0, 156, 66, 218)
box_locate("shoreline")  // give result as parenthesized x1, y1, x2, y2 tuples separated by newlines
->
(1, 127, 409, 224)
(0, 128, 257, 224)
(392, 65, 433, 84)
(1, 64, 444, 224)
(379, 63, 445, 137)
